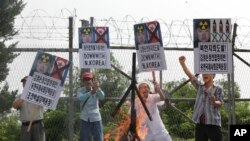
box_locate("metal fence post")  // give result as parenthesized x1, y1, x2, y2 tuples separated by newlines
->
(68, 16, 74, 141)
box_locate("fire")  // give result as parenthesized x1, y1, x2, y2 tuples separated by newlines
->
(135, 105, 148, 140)
(104, 101, 149, 141)
(104, 114, 131, 141)
(104, 131, 112, 141)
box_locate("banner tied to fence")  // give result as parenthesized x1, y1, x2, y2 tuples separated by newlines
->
(134, 21, 167, 72)
(193, 18, 232, 74)
(21, 51, 71, 109)
(78, 26, 111, 69)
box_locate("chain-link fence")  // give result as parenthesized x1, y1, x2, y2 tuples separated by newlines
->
(2, 13, 250, 141)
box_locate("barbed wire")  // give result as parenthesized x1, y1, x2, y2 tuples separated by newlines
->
(12, 9, 250, 49)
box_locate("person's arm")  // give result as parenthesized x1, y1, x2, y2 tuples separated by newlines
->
(210, 87, 224, 108)
(77, 88, 91, 102)
(154, 82, 171, 106)
(92, 81, 105, 100)
(12, 99, 24, 109)
(96, 89, 105, 100)
(210, 96, 222, 108)
(179, 56, 195, 80)
(154, 82, 165, 101)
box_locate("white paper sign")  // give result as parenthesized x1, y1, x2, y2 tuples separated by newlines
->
(79, 43, 111, 69)
(194, 42, 232, 74)
(137, 42, 167, 72)
(21, 72, 62, 109)
(193, 18, 232, 74)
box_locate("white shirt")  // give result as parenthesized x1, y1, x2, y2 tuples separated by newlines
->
(16, 95, 44, 122)
(135, 94, 169, 136)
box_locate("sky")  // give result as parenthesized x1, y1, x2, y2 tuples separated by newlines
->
(5, 0, 250, 98)
(21, 0, 250, 23)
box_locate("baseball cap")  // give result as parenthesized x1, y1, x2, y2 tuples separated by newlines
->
(81, 72, 93, 79)
(21, 76, 28, 83)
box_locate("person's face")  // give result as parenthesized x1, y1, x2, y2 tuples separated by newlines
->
(138, 83, 149, 100)
(82, 34, 92, 43)
(136, 32, 146, 44)
(202, 74, 215, 83)
(83, 79, 93, 91)
(197, 28, 210, 42)
(36, 60, 50, 74)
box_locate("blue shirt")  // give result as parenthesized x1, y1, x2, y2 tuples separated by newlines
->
(77, 87, 105, 122)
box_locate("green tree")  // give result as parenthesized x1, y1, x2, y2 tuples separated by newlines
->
(0, 84, 17, 114)
(44, 110, 68, 141)
(162, 79, 196, 140)
(0, 0, 25, 113)
(217, 78, 250, 140)
(217, 78, 241, 99)
(0, 113, 20, 141)
(0, 0, 25, 82)
(94, 54, 130, 104)
(0, 1, 25, 140)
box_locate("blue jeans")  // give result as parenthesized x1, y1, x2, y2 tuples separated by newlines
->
(80, 120, 103, 141)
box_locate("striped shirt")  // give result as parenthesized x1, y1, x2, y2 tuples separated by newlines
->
(191, 78, 224, 127)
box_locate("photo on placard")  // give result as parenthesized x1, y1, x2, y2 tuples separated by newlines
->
(193, 19, 211, 48)
(29, 52, 55, 77)
(80, 27, 93, 45)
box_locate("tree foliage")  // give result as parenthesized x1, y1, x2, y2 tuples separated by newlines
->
(0, 84, 17, 114)
(0, 0, 25, 82)
(0, 0, 25, 140)
(0, 113, 20, 141)
(162, 79, 196, 139)
(0, 0, 25, 114)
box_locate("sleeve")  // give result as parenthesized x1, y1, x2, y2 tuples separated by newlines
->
(96, 89, 105, 100)
(151, 94, 161, 103)
(77, 88, 91, 102)
(190, 77, 201, 90)
(215, 86, 224, 102)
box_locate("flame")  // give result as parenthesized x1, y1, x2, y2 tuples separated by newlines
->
(104, 114, 131, 141)
(136, 108, 148, 140)
(104, 131, 111, 141)
(104, 101, 149, 141)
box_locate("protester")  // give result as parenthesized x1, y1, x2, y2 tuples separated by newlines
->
(134, 81, 172, 141)
(77, 72, 105, 141)
(12, 76, 45, 141)
(179, 55, 224, 141)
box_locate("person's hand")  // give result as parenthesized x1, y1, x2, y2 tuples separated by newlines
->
(209, 95, 216, 105)
(154, 81, 161, 93)
(209, 95, 222, 108)
(91, 81, 100, 94)
(13, 99, 24, 109)
(179, 56, 186, 64)
(93, 81, 100, 89)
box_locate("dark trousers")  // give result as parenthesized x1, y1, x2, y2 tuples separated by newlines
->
(20, 121, 45, 141)
(195, 124, 222, 141)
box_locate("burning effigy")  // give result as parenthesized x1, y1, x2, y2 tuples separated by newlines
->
(104, 99, 149, 141)
(104, 114, 131, 141)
